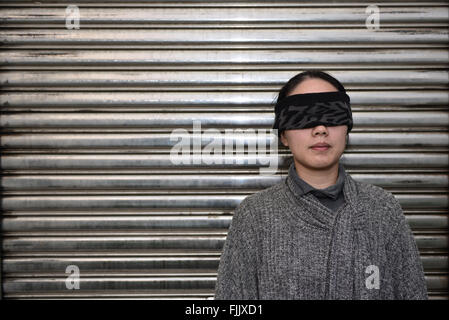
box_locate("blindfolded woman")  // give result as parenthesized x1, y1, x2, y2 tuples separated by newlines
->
(215, 70, 427, 300)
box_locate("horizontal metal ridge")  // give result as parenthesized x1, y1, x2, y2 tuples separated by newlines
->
(4, 291, 446, 300)
(2, 254, 446, 273)
(0, 193, 448, 210)
(1, 1, 448, 7)
(3, 249, 223, 257)
(2, 275, 446, 292)
(5, 269, 219, 278)
(1, 70, 447, 90)
(3, 270, 447, 280)
(1, 29, 447, 47)
(2, 216, 233, 230)
(2, 276, 218, 291)
(7, 189, 445, 196)
(1, 248, 444, 258)
(2, 49, 448, 68)
(2, 289, 215, 300)
(2, 234, 447, 251)
(2, 229, 229, 237)
(1, 112, 449, 128)
(2, 132, 449, 147)
(1, 91, 447, 110)
(0, 154, 447, 169)
(4, 173, 447, 189)
(2, 235, 228, 251)
(0, 6, 447, 28)
(3, 257, 220, 273)
(1, 214, 447, 230)
(1, 6, 447, 22)
(1, 209, 233, 216)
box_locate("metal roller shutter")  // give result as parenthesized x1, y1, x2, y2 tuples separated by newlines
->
(0, 0, 448, 299)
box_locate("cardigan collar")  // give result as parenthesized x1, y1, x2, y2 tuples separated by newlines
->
(284, 160, 360, 228)
(287, 161, 347, 200)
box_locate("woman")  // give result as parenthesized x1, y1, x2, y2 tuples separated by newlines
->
(214, 70, 427, 300)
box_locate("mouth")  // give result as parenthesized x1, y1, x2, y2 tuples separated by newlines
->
(310, 142, 331, 151)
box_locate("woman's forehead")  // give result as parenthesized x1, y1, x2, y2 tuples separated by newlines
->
(289, 78, 339, 95)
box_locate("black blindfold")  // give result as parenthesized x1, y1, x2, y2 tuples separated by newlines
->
(273, 91, 353, 137)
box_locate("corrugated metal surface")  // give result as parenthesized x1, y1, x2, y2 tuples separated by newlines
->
(0, 0, 448, 299)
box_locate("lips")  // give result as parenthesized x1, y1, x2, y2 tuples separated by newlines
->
(311, 142, 331, 150)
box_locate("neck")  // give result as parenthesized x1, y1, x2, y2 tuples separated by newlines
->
(294, 159, 339, 189)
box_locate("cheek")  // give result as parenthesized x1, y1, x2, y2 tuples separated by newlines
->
(286, 133, 307, 148)
(333, 127, 348, 137)
(328, 129, 347, 145)
(286, 135, 310, 156)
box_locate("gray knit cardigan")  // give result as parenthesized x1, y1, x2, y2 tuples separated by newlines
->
(214, 169, 428, 300)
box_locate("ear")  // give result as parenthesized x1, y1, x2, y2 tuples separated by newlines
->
(280, 131, 289, 147)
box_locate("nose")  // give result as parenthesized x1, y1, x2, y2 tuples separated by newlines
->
(312, 125, 329, 136)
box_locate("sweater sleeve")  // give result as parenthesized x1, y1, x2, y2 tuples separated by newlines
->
(214, 198, 259, 300)
(386, 199, 428, 300)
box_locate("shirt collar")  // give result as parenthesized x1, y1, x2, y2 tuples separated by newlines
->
(288, 161, 346, 200)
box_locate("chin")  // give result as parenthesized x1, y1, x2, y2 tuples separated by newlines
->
(299, 157, 338, 170)
(311, 162, 335, 170)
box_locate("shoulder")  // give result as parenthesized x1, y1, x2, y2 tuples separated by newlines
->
(351, 176, 405, 226)
(239, 180, 287, 211)
(231, 180, 287, 224)
(355, 178, 395, 200)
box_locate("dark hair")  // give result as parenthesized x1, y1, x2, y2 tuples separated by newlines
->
(276, 69, 346, 103)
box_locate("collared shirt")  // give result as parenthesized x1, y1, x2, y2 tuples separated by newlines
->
(288, 161, 346, 212)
